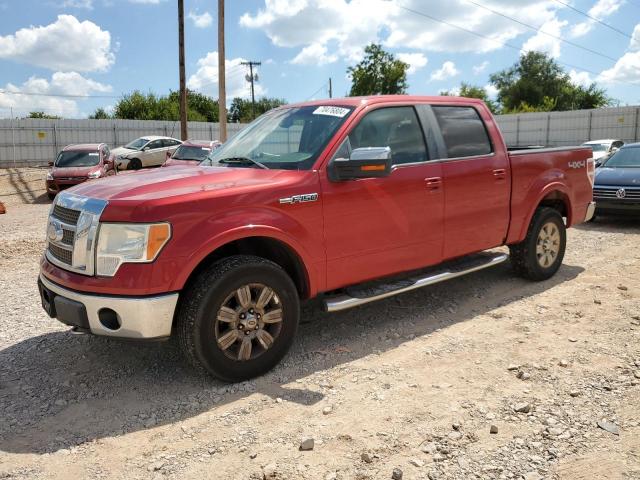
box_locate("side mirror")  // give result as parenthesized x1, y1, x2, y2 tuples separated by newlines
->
(142, 146, 150, 151)
(595, 159, 603, 168)
(328, 147, 392, 181)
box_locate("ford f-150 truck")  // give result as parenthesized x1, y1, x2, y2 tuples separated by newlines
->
(38, 96, 595, 381)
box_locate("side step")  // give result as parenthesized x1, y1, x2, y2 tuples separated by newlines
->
(323, 251, 509, 313)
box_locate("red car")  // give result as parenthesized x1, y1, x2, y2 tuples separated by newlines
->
(46, 143, 116, 200)
(38, 96, 595, 381)
(163, 140, 222, 167)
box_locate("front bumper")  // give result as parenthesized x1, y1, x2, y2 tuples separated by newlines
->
(38, 274, 178, 339)
(594, 200, 640, 215)
(584, 201, 596, 222)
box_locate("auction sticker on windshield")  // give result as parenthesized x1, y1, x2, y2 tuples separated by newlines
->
(313, 106, 350, 117)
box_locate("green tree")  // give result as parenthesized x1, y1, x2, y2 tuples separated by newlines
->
(89, 108, 112, 119)
(112, 90, 220, 121)
(27, 111, 60, 119)
(490, 51, 610, 113)
(441, 82, 499, 114)
(347, 44, 409, 96)
(229, 97, 287, 123)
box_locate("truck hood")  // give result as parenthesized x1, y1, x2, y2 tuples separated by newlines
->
(594, 167, 640, 186)
(69, 165, 296, 202)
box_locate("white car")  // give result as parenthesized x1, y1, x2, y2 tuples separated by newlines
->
(581, 139, 624, 162)
(112, 136, 183, 170)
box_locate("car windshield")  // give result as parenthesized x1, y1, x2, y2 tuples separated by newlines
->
(172, 145, 212, 161)
(202, 105, 354, 170)
(55, 151, 100, 167)
(584, 143, 608, 152)
(125, 138, 149, 150)
(602, 148, 640, 168)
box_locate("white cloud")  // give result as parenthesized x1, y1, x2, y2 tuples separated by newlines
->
(129, 0, 165, 3)
(188, 11, 213, 28)
(473, 61, 489, 75)
(631, 24, 640, 51)
(598, 51, 640, 85)
(521, 18, 567, 58)
(240, 0, 562, 65)
(291, 43, 338, 65)
(569, 69, 593, 87)
(430, 61, 459, 81)
(485, 83, 499, 98)
(61, 0, 93, 8)
(0, 72, 112, 118)
(0, 15, 114, 72)
(187, 51, 266, 100)
(570, 0, 624, 38)
(397, 52, 428, 74)
(440, 86, 460, 96)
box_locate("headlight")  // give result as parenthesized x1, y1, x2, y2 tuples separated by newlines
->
(95, 223, 171, 276)
(88, 171, 101, 179)
(46, 172, 53, 180)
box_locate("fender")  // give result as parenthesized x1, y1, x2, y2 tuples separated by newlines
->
(170, 222, 321, 297)
(507, 178, 572, 244)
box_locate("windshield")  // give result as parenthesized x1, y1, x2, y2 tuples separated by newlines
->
(602, 148, 640, 168)
(202, 105, 354, 170)
(583, 143, 608, 153)
(55, 151, 100, 167)
(125, 138, 149, 150)
(172, 145, 212, 161)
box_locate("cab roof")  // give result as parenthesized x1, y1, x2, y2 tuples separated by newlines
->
(284, 95, 487, 109)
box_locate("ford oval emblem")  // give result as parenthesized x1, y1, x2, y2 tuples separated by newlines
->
(47, 220, 64, 243)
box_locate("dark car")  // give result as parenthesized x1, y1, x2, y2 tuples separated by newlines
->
(162, 140, 222, 167)
(46, 143, 116, 200)
(593, 143, 640, 216)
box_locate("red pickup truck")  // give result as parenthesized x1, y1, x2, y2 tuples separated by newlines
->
(38, 96, 595, 381)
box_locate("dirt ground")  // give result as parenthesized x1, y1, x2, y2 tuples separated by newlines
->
(0, 172, 639, 480)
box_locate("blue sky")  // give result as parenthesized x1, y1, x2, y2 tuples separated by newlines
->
(0, 0, 639, 118)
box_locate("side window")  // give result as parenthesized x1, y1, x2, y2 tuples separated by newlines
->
(148, 140, 163, 150)
(432, 106, 492, 158)
(349, 107, 428, 165)
(612, 141, 623, 149)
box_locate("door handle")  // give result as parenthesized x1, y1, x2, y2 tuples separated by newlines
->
(425, 177, 442, 190)
(493, 168, 506, 179)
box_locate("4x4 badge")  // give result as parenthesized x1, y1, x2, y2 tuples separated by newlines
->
(279, 193, 318, 204)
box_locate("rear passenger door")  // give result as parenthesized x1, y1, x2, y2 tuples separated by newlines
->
(430, 105, 510, 259)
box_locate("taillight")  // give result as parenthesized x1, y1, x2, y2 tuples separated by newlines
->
(587, 158, 595, 187)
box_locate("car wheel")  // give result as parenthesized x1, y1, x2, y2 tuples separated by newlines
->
(129, 158, 142, 170)
(509, 207, 566, 281)
(176, 255, 300, 382)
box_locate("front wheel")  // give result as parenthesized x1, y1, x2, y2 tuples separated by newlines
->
(509, 207, 566, 281)
(128, 158, 142, 170)
(176, 255, 300, 382)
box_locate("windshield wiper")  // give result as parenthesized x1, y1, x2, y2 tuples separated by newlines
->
(218, 157, 269, 170)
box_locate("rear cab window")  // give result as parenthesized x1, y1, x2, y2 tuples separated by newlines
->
(432, 106, 492, 158)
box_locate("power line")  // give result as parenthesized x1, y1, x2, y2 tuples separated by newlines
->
(463, 0, 619, 62)
(304, 83, 327, 102)
(394, 2, 635, 85)
(552, 0, 632, 40)
(0, 89, 120, 99)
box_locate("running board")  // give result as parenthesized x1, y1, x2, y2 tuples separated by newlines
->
(323, 252, 509, 313)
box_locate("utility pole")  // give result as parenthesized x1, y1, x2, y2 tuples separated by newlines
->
(242, 61, 261, 120)
(178, 0, 188, 140)
(329, 77, 333, 98)
(217, 0, 227, 142)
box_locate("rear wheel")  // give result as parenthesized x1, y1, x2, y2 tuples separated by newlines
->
(176, 255, 300, 382)
(509, 207, 566, 281)
(129, 158, 142, 170)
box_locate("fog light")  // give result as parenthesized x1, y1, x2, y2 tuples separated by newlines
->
(98, 308, 121, 330)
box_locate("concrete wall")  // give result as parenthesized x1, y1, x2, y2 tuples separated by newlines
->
(495, 106, 640, 147)
(0, 119, 246, 168)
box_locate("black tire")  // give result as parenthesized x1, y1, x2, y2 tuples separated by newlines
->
(129, 158, 142, 170)
(176, 255, 300, 382)
(509, 207, 566, 281)
(47, 192, 56, 201)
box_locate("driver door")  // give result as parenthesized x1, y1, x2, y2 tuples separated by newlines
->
(320, 105, 444, 291)
(143, 139, 165, 167)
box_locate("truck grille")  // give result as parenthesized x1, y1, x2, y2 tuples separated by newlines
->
(48, 243, 73, 265)
(45, 192, 107, 276)
(52, 204, 81, 225)
(593, 187, 640, 200)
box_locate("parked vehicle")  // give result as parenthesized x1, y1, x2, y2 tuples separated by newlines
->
(46, 143, 116, 200)
(112, 136, 182, 170)
(581, 139, 624, 163)
(38, 96, 595, 381)
(163, 140, 222, 167)
(592, 143, 640, 216)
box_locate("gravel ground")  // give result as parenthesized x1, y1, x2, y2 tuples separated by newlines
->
(1, 191, 639, 479)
